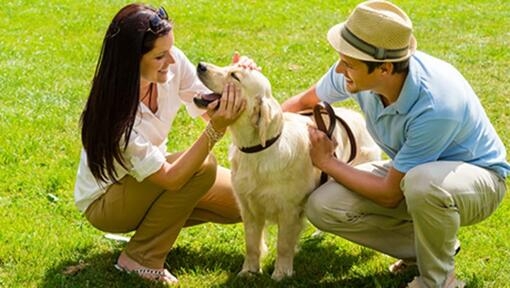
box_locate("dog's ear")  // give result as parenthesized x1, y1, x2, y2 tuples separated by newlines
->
(250, 94, 272, 146)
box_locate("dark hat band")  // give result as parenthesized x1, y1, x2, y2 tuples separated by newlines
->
(341, 26, 408, 60)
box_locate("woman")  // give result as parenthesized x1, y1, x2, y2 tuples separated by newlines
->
(74, 3, 253, 285)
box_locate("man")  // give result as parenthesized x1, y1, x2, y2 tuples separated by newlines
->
(282, 1, 509, 287)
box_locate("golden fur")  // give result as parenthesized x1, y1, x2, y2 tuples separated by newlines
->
(196, 63, 381, 280)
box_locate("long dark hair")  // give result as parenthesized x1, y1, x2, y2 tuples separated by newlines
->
(80, 4, 172, 183)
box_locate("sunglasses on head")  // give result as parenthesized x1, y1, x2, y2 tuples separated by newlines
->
(107, 7, 170, 39)
(147, 7, 170, 34)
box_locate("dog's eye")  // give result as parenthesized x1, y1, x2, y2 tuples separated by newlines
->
(230, 72, 240, 82)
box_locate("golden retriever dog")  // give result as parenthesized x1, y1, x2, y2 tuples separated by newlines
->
(194, 62, 381, 281)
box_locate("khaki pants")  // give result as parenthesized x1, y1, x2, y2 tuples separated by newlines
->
(85, 154, 241, 268)
(306, 160, 506, 288)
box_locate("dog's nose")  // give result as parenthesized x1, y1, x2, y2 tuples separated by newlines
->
(197, 62, 207, 73)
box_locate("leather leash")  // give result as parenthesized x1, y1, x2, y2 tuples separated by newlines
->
(303, 101, 358, 185)
(238, 101, 358, 186)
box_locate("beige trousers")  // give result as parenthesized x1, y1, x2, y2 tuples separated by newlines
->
(305, 160, 506, 288)
(85, 154, 241, 268)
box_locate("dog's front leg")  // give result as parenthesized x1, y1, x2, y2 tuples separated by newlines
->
(238, 210, 265, 278)
(271, 211, 304, 281)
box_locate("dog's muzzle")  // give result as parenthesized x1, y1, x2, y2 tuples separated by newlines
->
(193, 62, 222, 108)
(193, 92, 222, 109)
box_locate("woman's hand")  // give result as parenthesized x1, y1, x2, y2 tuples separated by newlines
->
(231, 51, 260, 71)
(207, 82, 245, 132)
(204, 52, 255, 131)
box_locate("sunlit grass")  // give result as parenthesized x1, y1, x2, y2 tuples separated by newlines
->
(0, 0, 508, 287)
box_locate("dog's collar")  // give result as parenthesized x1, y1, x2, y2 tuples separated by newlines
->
(238, 133, 281, 154)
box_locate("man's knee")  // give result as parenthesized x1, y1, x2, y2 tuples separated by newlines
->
(305, 191, 328, 229)
(305, 188, 362, 232)
(402, 164, 449, 213)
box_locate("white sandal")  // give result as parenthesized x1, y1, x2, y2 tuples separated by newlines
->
(115, 263, 178, 285)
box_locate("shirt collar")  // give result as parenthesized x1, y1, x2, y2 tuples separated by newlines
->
(388, 54, 421, 114)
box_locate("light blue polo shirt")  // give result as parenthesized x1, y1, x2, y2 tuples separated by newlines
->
(316, 51, 509, 179)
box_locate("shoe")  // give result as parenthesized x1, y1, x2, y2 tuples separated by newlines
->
(115, 263, 178, 285)
(407, 272, 465, 288)
(406, 277, 422, 288)
(389, 258, 416, 274)
(443, 272, 466, 288)
(114, 253, 178, 286)
(390, 240, 461, 275)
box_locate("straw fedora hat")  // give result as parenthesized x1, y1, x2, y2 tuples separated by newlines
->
(327, 0, 417, 62)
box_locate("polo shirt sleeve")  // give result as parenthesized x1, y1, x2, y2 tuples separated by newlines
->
(393, 116, 460, 173)
(316, 62, 351, 103)
(173, 47, 210, 118)
(124, 130, 166, 182)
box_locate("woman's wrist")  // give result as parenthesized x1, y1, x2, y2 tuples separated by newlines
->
(204, 122, 225, 150)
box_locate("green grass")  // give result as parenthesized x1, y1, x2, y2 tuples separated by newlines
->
(0, 0, 509, 287)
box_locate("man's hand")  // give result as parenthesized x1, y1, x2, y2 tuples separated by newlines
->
(308, 125, 338, 170)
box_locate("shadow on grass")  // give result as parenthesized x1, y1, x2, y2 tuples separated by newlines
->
(213, 235, 416, 288)
(39, 245, 166, 288)
(40, 236, 417, 288)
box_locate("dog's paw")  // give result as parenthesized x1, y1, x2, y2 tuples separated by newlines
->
(237, 269, 262, 278)
(271, 269, 294, 281)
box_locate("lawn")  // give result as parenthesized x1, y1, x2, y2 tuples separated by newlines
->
(0, 0, 509, 287)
